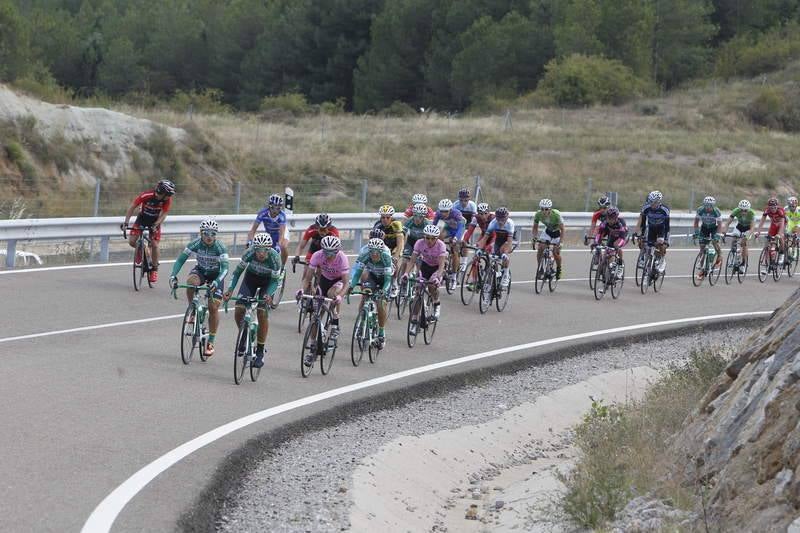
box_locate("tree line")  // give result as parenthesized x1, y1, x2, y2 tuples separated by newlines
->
(1, 0, 798, 112)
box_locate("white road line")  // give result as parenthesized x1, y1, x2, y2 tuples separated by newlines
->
(80, 310, 772, 533)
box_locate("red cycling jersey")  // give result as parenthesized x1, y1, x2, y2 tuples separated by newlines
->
(465, 213, 496, 250)
(301, 225, 340, 260)
(131, 190, 172, 241)
(764, 207, 786, 237)
(591, 209, 607, 228)
(403, 204, 436, 219)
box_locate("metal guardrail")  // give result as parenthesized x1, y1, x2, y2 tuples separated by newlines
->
(0, 211, 705, 268)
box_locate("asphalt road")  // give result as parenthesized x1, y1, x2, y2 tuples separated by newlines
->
(0, 248, 793, 532)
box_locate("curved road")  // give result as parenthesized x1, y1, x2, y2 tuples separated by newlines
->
(0, 248, 792, 532)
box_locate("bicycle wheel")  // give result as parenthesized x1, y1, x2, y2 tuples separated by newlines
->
(297, 300, 308, 334)
(653, 257, 665, 293)
(758, 248, 769, 283)
(789, 241, 800, 277)
(692, 251, 705, 287)
(724, 249, 735, 285)
(460, 258, 481, 306)
(319, 313, 336, 376)
(534, 261, 546, 294)
(708, 253, 722, 286)
(737, 256, 747, 284)
(198, 311, 209, 362)
(634, 250, 644, 287)
(132, 240, 144, 291)
(548, 258, 559, 292)
(444, 267, 456, 295)
(350, 309, 367, 366)
(479, 266, 493, 314)
(300, 320, 316, 378)
(639, 256, 650, 294)
(407, 294, 422, 348)
(593, 263, 606, 300)
(250, 336, 262, 382)
(234, 325, 249, 385)
(143, 243, 153, 288)
(180, 304, 198, 365)
(423, 292, 437, 345)
(270, 269, 286, 310)
(495, 269, 511, 312)
(588, 251, 599, 290)
(368, 320, 381, 364)
(610, 262, 624, 299)
(773, 256, 782, 281)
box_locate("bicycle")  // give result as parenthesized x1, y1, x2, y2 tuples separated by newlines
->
(460, 244, 488, 306)
(784, 233, 799, 278)
(724, 233, 749, 285)
(171, 283, 213, 364)
(592, 245, 625, 300)
(533, 239, 558, 294)
(348, 286, 384, 366)
(123, 225, 155, 291)
(394, 269, 417, 319)
(406, 277, 439, 347)
(757, 236, 782, 283)
(225, 290, 269, 385)
(299, 292, 337, 377)
(692, 235, 722, 287)
(292, 258, 314, 334)
(479, 249, 513, 313)
(442, 240, 460, 295)
(634, 235, 665, 294)
(270, 265, 287, 310)
(587, 239, 602, 291)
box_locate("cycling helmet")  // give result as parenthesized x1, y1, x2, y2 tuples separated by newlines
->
(369, 228, 386, 240)
(378, 204, 395, 217)
(606, 207, 620, 218)
(788, 196, 798, 207)
(320, 235, 341, 251)
(368, 238, 385, 250)
(768, 197, 779, 207)
(477, 202, 490, 214)
(703, 196, 716, 207)
(438, 199, 453, 211)
(738, 199, 751, 210)
(315, 213, 332, 228)
(412, 203, 428, 216)
(539, 198, 553, 209)
(458, 187, 470, 199)
(412, 193, 428, 204)
(423, 224, 441, 238)
(648, 190, 663, 203)
(199, 218, 218, 232)
(495, 207, 509, 219)
(252, 232, 273, 248)
(156, 179, 175, 196)
(268, 194, 284, 207)
(597, 196, 610, 208)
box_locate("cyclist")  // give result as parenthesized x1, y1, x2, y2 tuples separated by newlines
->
(453, 188, 477, 225)
(168, 219, 229, 358)
(403, 193, 435, 219)
(532, 199, 565, 280)
(223, 232, 282, 369)
(784, 196, 800, 264)
(594, 207, 628, 279)
(476, 207, 516, 287)
(693, 196, 723, 276)
(723, 199, 756, 270)
(373, 205, 405, 297)
(400, 203, 432, 279)
(638, 190, 670, 272)
(464, 202, 495, 251)
(121, 179, 175, 283)
(248, 194, 289, 267)
(301, 235, 350, 366)
(755, 197, 787, 265)
(348, 237, 393, 349)
(294, 213, 339, 297)
(433, 198, 466, 286)
(406, 224, 448, 322)
(589, 196, 611, 240)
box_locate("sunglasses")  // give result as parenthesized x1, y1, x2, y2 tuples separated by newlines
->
(425, 236, 437, 240)
(201, 230, 217, 237)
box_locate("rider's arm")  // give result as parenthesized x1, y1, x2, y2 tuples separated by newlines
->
(756, 214, 767, 234)
(215, 253, 229, 286)
(265, 253, 283, 296)
(434, 254, 447, 279)
(294, 229, 311, 257)
(349, 262, 364, 289)
(394, 229, 405, 259)
(170, 243, 193, 278)
(246, 221, 260, 243)
(380, 253, 393, 292)
(278, 223, 287, 243)
(123, 199, 139, 227)
(638, 210, 646, 234)
(226, 254, 248, 293)
(153, 197, 172, 228)
(454, 218, 466, 240)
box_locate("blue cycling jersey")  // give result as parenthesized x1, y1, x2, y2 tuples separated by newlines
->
(433, 210, 466, 239)
(254, 208, 286, 243)
(453, 200, 477, 223)
(485, 218, 516, 244)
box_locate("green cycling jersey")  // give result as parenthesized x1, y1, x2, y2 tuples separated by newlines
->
(350, 248, 393, 291)
(696, 206, 721, 228)
(227, 247, 282, 295)
(729, 207, 756, 227)
(785, 207, 800, 230)
(170, 238, 229, 284)
(403, 217, 430, 243)
(533, 209, 563, 232)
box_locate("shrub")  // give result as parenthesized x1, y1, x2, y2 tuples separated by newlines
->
(141, 126, 183, 181)
(170, 88, 232, 115)
(537, 54, 647, 107)
(5, 141, 24, 165)
(12, 65, 75, 105)
(715, 23, 800, 80)
(746, 86, 800, 132)
(381, 100, 417, 117)
(260, 92, 311, 116)
(319, 97, 346, 115)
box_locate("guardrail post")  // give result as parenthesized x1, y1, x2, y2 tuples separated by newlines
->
(232, 181, 242, 253)
(355, 180, 367, 252)
(100, 236, 110, 263)
(5, 240, 16, 268)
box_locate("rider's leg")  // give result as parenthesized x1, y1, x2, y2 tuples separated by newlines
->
(186, 272, 201, 304)
(151, 239, 160, 271)
(257, 308, 268, 344)
(279, 239, 289, 266)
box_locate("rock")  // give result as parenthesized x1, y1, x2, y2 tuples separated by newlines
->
(494, 500, 505, 509)
(465, 504, 479, 520)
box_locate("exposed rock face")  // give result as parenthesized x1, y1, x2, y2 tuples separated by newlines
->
(671, 288, 800, 531)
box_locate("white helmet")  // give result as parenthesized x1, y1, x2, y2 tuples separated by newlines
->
(477, 202, 490, 214)
(539, 198, 553, 209)
(738, 199, 751, 210)
(367, 238, 385, 250)
(423, 224, 441, 238)
(200, 218, 218, 232)
(320, 235, 341, 251)
(703, 196, 716, 207)
(648, 190, 663, 203)
(412, 203, 428, 216)
(252, 232, 272, 248)
(789, 196, 798, 207)
(412, 193, 428, 204)
(378, 204, 395, 216)
(438, 199, 453, 211)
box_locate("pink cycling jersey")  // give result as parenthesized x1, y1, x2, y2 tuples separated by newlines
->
(309, 250, 350, 281)
(413, 238, 447, 267)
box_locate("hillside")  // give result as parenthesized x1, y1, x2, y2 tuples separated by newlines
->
(3, 63, 800, 218)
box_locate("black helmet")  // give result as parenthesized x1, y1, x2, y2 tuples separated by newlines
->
(315, 213, 331, 228)
(156, 179, 175, 196)
(597, 196, 610, 207)
(495, 207, 509, 218)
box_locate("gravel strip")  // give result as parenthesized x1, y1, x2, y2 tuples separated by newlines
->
(215, 327, 753, 533)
